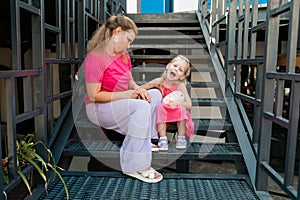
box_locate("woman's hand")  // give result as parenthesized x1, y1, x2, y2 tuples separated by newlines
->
(131, 87, 151, 102)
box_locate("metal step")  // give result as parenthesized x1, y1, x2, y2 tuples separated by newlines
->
(133, 34, 205, 45)
(74, 108, 230, 129)
(63, 139, 240, 161)
(135, 34, 204, 40)
(133, 81, 220, 89)
(130, 43, 207, 50)
(130, 55, 210, 66)
(138, 27, 202, 32)
(127, 12, 199, 23)
(132, 65, 214, 73)
(191, 98, 226, 106)
(193, 119, 233, 131)
(31, 172, 259, 200)
(130, 54, 211, 61)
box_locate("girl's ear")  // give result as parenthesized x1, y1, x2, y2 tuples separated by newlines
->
(166, 63, 171, 69)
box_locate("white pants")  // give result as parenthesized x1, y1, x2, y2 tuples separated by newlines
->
(85, 89, 162, 173)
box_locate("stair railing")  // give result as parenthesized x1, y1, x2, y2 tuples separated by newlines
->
(0, 0, 127, 198)
(255, 0, 300, 198)
(199, 0, 300, 198)
(198, 0, 258, 191)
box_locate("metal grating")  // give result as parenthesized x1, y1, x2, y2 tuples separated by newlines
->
(35, 172, 259, 200)
(63, 140, 241, 160)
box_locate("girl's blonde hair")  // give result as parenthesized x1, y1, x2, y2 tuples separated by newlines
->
(87, 15, 138, 54)
(161, 55, 191, 82)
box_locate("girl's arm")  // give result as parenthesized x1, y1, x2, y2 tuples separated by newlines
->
(140, 78, 162, 90)
(177, 83, 192, 109)
(128, 73, 152, 102)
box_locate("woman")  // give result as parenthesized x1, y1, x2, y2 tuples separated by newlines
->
(84, 15, 163, 183)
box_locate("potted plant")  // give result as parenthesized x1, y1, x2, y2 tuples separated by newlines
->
(4, 133, 69, 199)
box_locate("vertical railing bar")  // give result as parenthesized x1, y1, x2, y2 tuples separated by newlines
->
(0, 111, 3, 200)
(256, 0, 280, 192)
(78, 0, 85, 60)
(49, 64, 53, 99)
(91, 0, 94, 16)
(284, 81, 300, 186)
(286, 0, 299, 73)
(242, 0, 250, 60)
(253, 62, 263, 144)
(71, 0, 76, 60)
(48, 97, 54, 142)
(210, 0, 217, 44)
(275, 79, 284, 117)
(249, 0, 261, 145)
(273, 78, 279, 116)
(32, 0, 46, 151)
(6, 77, 18, 181)
(65, 0, 70, 58)
(56, 0, 62, 58)
(8, 0, 21, 185)
(235, 0, 244, 94)
(26, 75, 33, 112)
(225, 0, 237, 86)
(11, 0, 22, 71)
(250, 0, 258, 59)
(216, 0, 224, 43)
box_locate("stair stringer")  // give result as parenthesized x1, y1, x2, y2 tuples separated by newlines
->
(196, 11, 258, 190)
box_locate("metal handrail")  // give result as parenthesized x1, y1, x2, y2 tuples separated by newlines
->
(199, 0, 300, 199)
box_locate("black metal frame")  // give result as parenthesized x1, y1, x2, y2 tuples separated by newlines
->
(0, 0, 126, 198)
(199, 0, 300, 198)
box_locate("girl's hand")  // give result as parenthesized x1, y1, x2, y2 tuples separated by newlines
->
(130, 90, 140, 99)
(167, 100, 180, 108)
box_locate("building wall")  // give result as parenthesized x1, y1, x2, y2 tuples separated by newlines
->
(141, 0, 165, 13)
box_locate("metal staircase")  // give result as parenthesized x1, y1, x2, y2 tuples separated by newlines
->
(37, 11, 262, 199)
(1, 0, 299, 199)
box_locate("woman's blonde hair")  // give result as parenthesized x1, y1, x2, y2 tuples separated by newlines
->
(87, 15, 138, 54)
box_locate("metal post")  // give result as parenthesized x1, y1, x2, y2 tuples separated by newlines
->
(225, 0, 237, 94)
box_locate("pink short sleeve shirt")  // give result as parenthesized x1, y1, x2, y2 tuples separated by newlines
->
(84, 51, 131, 104)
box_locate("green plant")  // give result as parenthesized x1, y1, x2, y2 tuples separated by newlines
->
(16, 133, 69, 199)
(2, 157, 8, 185)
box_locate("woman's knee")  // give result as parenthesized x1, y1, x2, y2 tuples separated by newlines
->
(132, 99, 152, 114)
(149, 89, 162, 104)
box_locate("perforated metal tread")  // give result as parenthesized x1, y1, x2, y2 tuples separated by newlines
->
(33, 172, 259, 200)
(63, 140, 242, 161)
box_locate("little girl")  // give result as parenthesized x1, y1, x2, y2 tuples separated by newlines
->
(142, 55, 194, 151)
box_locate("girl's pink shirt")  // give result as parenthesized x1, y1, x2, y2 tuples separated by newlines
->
(84, 51, 131, 104)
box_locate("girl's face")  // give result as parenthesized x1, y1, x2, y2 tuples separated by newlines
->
(114, 29, 135, 54)
(166, 58, 188, 81)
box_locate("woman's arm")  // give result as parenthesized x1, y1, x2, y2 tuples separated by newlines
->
(128, 73, 140, 90)
(86, 82, 134, 103)
(128, 73, 158, 102)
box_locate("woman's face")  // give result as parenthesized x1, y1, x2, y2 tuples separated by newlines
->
(114, 29, 135, 54)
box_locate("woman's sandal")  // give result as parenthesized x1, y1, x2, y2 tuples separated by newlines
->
(126, 167, 163, 183)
